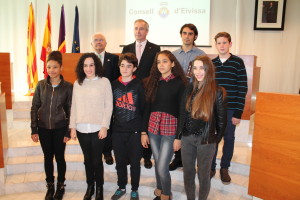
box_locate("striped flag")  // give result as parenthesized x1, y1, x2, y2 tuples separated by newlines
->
(26, 3, 38, 95)
(72, 5, 80, 53)
(40, 4, 52, 78)
(58, 5, 66, 53)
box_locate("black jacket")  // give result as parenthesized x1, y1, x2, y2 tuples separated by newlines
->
(30, 75, 73, 136)
(111, 77, 146, 133)
(176, 84, 227, 144)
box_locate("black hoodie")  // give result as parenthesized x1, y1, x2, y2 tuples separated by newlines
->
(111, 77, 146, 133)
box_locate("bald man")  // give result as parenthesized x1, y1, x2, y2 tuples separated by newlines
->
(91, 33, 120, 82)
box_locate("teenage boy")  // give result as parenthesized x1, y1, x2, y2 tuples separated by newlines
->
(110, 53, 146, 200)
(170, 23, 206, 171)
(211, 32, 248, 184)
(122, 19, 160, 169)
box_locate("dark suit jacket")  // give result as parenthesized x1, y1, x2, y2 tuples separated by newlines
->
(103, 52, 120, 82)
(122, 41, 160, 80)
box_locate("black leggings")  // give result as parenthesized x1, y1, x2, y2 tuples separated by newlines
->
(38, 127, 67, 183)
(77, 131, 105, 186)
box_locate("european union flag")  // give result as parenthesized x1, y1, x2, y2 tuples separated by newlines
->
(72, 5, 80, 53)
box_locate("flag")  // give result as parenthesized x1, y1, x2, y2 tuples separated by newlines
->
(40, 4, 51, 78)
(72, 5, 80, 53)
(58, 5, 66, 53)
(26, 3, 38, 95)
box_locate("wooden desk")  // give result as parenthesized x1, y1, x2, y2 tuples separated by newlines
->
(248, 92, 300, 199)
(0, 53, 12, 109)
(0, 93, 8, 168)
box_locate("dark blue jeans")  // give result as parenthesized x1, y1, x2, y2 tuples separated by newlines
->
(211, 110, 236, 170)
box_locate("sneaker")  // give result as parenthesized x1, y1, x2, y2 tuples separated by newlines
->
(111, 189, 126, 200)
(210, 170, 216, 179)
(130, 191, 139, 200)
(220, 168, 231, 184)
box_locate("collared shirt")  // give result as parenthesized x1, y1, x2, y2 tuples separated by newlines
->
(148, 73, 177, 136)
(94, 51, 105, 64)
(76, 76, 103, 133)
(172, 46, 206, 73)
(135, 40, 147, 56)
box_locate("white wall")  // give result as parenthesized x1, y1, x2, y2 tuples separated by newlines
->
(0, 0, 299, 94)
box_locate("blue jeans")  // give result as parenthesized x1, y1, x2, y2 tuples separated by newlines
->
(211, 110, 236, 170)
(149, 132, 175, 196)
(181, 135, 216, 200)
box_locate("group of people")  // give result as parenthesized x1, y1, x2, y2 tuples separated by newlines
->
(30, 19, 248, 200)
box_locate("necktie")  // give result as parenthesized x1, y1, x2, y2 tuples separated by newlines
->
(136, 43, 142, 64)
(98, 54, 102, 64)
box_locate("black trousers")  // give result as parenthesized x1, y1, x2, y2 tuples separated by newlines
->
(102, 130, 112, 156)
(112, 132, 143, 191)
(38, 126, 67, 183)
(77, 131, 105, 186)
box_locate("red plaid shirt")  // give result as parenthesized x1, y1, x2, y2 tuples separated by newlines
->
(148, 74, 178, 136)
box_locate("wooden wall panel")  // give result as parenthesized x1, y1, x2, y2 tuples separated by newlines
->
(0, 93, 8, 168)
(0, 53, 12, 109)
(248, 92, 300, 200)
(61, 53, 83, 84)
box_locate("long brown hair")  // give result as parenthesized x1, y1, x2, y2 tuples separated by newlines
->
(144, 50, 188, 102)
(186, 55, 217, 121)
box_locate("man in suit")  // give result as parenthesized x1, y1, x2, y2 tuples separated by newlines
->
(122, 19, 161, 169)
(91, 32, 120, 165)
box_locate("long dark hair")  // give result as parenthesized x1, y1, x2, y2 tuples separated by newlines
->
(75, 53, 103, 85)
(185, 55, 222, 121)
(144, 50, 188, 102)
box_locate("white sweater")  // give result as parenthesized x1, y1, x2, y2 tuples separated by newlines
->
(69, 77, 113, 129)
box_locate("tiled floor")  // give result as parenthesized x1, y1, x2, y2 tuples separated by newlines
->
(1, 103, 255, 199)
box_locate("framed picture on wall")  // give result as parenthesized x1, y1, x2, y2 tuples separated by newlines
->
(254, 0, 287, 30)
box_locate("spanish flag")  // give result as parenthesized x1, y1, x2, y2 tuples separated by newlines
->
(58, 5, 66, 53)
(40, 4, 52, 78)
(26, 3, 38, 95)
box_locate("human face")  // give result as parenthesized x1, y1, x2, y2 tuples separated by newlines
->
(181, 27, 197, 46)
(193, 60, 205, 82)
(134, 21, 148, 42)
(46, 60, 62, 79)
(91, 34, 107, 53)
(215, 37, 232, 57)
(119, 60, 137, 81)
(157, 54, 174, 78)
(83, 57, 96, 79)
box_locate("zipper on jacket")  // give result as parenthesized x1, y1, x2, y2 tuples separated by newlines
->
(49, 87, 54, 129)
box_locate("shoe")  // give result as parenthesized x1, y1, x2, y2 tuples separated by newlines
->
(169, 159, 182, 171)
(53, 182, 65, 200)
(153, 197, 161, 200)
(130, 191, 139, 200)
(45, 182, 55, 200)
(144, 159, 152, 169)
(95, 186, 103, 200)
(220, 168, 231, 185)
(83, 184, 95, 200)
(210, 170, 216, 179)
(111, 189, 126, 200)
(104, 154, 114, 165)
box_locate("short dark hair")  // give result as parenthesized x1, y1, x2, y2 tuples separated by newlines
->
(47, 51, 62, 66)
(118, 53, 138, 68)
(75, 53, 104, 85)
(180, 23, 198, 37)
(214, 32, 231, 43)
